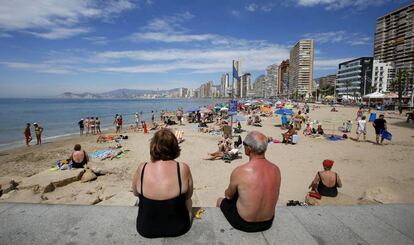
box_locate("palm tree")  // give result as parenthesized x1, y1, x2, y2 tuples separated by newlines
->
(344, 81, 352, 99)
(390, 69, 412, 114)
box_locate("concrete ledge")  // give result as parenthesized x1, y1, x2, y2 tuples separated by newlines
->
(0, 203, 413, 244)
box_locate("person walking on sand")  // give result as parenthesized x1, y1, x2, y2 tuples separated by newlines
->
(177, 108, 183, 125)
(33, 123, 43, 145)
(373, 114, 387, 145)
(78, 118, 84, 135)
(24, 123, 32, 146)
(95, 117, 101, 134)
(356, 115, 367, 141)
(216, 131, 281, 232)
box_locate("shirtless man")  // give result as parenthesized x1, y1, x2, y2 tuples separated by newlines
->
(216, 131, 281, 232)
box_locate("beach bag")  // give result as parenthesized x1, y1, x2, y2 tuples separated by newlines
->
(369, 113, 376, 122)
(381, 130, 392, 141)
(308, 191, 321, 200)
(291, 135, 298, 144)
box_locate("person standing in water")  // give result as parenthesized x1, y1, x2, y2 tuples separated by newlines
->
(24, 123, 32, 146)
(33, 123, 43, 145)
(78, 118, 84, 136)
(95, 117, 101, 134)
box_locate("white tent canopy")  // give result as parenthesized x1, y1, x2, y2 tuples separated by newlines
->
(363, 92, 385, 99)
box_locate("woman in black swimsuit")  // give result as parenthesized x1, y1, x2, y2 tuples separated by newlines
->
(132, 129, 193, 238)
(309, 159, 342, 197)
(70, 144, 89, 168)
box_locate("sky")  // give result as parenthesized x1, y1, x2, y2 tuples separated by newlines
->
(0, 0, 411, 97)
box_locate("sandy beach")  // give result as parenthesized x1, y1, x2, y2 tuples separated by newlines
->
(1, 104, 414, 207)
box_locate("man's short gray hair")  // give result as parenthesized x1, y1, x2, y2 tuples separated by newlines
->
(244, 131, 267, 154)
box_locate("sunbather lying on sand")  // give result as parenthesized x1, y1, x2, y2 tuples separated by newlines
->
(97, 135, 121, 143)
(101, 149, 123, 160)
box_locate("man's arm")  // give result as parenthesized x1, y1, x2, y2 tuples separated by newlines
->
(224, 169, 239, 200)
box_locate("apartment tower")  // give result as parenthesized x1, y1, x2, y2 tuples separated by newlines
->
(288, 39, 314, 98)
(374, 3, 414, 82)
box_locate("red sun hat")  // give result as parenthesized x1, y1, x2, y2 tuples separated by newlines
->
(323, 159, 334, 168)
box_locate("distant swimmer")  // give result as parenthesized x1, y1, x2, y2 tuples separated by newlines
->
(78, 118, 84, 135)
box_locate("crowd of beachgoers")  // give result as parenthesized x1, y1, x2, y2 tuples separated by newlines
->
(1, 99, 414, 237)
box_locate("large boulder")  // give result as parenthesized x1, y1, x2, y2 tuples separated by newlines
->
(19, 169, 84, 193)
(81, 169, 97, 183)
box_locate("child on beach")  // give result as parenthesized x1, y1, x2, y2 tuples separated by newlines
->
(24, 123, 32, 146)
(356, 116, 367, 141)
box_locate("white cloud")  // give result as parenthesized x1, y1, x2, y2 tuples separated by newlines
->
(28, 27, 90, 40)
(83, 36, 109, 45)
(0, 0, 138, 39)
(230, 10, 241, 17)
(303, 31, 371, 45)
(0, 62, 72, 74)
(245, 3, 275, 12)
(245, 3, 259, 12)
(0, 33, 12, 38)
(129, 32, 217, 43)
(295, 0, 391, 10)
(314, 57, 354, 70)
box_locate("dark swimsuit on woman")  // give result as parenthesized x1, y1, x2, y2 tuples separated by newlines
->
(71, 151, 88, 168)
(136, 162, 191, 238)
(317, 172, 338, 197)
(220, 192, 274, 232)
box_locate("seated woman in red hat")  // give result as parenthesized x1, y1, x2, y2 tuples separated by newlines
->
(308, 159, 342, 197)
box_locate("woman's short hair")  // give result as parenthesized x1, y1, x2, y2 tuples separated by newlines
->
(74, 144, 81, 151)
(150, 128, 180, 162)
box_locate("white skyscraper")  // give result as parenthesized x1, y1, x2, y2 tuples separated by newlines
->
(220, 73, 230, 97)
(232, 60, 242, 98)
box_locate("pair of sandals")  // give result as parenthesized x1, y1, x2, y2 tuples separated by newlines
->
(286, 200, 308, 207)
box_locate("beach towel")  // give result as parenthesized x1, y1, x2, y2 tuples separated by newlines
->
(91, 150, 113, 159)
(326, 135, 345, 141)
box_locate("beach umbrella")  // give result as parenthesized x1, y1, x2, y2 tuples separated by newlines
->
(244, 103, 251, 106)
(284, 104, 293, 109)
(207, 105, 214, 110)
(324, 95, 335, 100)
(220, 107, 228, 111)
(275, 109, 294, 115)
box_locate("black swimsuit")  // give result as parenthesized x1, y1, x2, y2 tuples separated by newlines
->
(71, 151, 88, 168)
(136, 162, 190, 238)
(220, 192, 274, 232)
(317, 172, 338, 197)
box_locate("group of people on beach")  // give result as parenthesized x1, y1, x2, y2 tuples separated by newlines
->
(78, 117, 101, 135)
(24, 123, 43, 146)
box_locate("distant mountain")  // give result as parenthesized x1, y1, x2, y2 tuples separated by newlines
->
(58, 88, 181, 99)
(60, 92, 103, 99)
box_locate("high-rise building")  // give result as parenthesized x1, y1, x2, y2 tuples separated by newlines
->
(232, 60, 242, 97)
(372, 60, 395, 92)
(266, 64, 279, 97)
(220, 73, 230, 97)
(336, 57, 373, 97)
(374, 3, 414, 83)
(288, 39, 314, 98)
(278, 60, 289, 97)
(240, 73, 252, 98)
(178, 88, 188, 98)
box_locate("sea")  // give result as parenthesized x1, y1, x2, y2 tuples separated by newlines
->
(0, 98, 225, 149)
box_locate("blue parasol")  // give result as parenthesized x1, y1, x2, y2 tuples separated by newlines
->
(275, 109, 294, 115)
